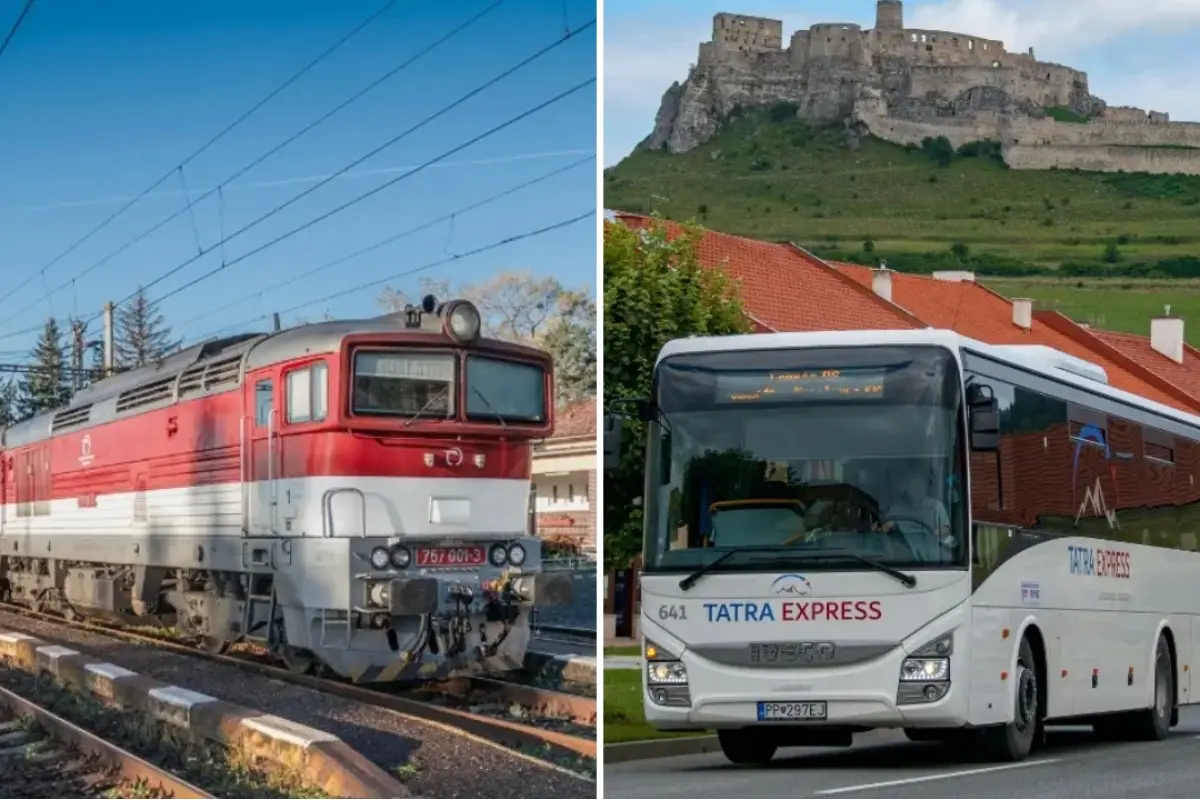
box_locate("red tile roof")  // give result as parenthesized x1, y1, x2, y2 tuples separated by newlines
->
(612, 212, 921, 333)
(610, 210, 1200, 414)
(552, 400, 596, 440)
(1084, 328, 1200, 400)
(825, 260, 1200, 413)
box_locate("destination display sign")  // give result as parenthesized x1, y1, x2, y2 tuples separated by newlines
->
(716, 368, 887, 404)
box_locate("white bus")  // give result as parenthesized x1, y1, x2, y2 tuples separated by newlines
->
(603, 328, 1198, 765)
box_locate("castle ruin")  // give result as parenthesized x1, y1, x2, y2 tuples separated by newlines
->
(643, 1, 1200, 175)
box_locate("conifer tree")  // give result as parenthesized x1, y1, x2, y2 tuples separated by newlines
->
(20, 317, 71, 418)
(114, 286, 181, 369)
(0, 379, 19, 429)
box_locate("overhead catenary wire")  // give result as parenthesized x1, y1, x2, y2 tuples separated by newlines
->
(187, 208, 594, 345)
(5, 0, 511, 322)
(174, 153, 595, 331)
(142, 73, 595, 315)
(0, 0, 400, 311)
(0, 0, 35, 63)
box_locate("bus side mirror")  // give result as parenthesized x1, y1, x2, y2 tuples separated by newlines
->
(969, 404, 1000, 452)
(603, 415, 623, 472)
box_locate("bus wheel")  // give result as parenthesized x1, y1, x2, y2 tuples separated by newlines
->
(981, 635, 1039, 761)
(1131, 632, 1173, 741)
(717, 729, 777, 765)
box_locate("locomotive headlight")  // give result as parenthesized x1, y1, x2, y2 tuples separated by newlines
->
(443, 299, 481, 343)
(489, 543, 508, 567)
(507, 543, 527, 566)
(369, 547, 391, 571)
(389, 546, 411, 569)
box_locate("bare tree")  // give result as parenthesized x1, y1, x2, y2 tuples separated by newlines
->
(377, 271, 596, 405)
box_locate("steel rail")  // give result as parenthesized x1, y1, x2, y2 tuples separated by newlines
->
(0, 684, 212, 799)
(0, 601, 596, 762)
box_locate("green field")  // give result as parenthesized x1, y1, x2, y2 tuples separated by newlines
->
(604, 107, 1200, 272)
(604, 669, 711, 744)
(981, 277, 1200, 346)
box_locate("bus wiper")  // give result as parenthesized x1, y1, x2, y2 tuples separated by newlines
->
(795, 550, 917, 588)
(678, 546, 918, 591)
(470, 386, 508, 429)
(679, 545, 798, 591)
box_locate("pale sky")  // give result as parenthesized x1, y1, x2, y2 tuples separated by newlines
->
(604, 0, 1200, 164)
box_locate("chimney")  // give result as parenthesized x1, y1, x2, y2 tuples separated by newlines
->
(1151, 308, 1185, 364)
(1012, 298, 1033, 330)
(872, 262, 893, 302)
(932, 270, 975, 283)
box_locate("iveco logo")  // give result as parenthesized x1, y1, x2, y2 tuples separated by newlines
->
(770, 573, 812, 596)
(750, 642, 836, 664)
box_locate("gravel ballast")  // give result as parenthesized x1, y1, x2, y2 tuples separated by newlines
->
(0, 610, 594, 799)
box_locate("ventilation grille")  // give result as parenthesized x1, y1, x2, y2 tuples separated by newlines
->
(178, 355, 242, 400)
(116, 377, 175, 414)
(52, 404, 92, 433)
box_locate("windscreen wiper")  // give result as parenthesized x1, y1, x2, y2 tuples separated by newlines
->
(470, 386, 508, 429)
(795, 550, 917, 588)
(677, 546, 918, 591)
(679, 545, 799, 591)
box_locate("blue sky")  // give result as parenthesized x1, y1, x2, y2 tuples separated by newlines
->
(0, 0, 596, 361)
(604, 0, 1200, 165)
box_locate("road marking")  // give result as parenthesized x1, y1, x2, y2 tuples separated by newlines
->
(816, 758, 1061, 795)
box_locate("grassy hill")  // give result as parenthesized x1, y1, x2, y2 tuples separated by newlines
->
(604, 105, 1200, 276)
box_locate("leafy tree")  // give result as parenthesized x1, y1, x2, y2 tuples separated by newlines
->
(20, 317, 72, 418)
(603, 217, 750, 569)
(378, 272, 596, 407)
(114, 286, 181, 370)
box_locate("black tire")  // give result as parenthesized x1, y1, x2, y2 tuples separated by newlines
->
(1130, 632, 1173, 742)
(979, 635, 1039, 761)
(717, 729, 777, 765)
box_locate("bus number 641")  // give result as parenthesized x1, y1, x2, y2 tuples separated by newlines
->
(657, 604, 687, 621)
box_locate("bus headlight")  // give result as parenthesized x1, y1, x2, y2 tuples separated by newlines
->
(900, 658, 950, 682)
(508, 543, 527, 566)
(443, 299, 481, 343)
(648, 661, 688, 685)
(489, 543, 508, 567)
(369, 547, 391, 571)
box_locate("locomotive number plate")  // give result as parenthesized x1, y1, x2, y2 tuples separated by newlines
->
(416, 546, 487, 567)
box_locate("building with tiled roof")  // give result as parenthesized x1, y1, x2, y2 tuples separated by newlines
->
(611, 211, 922, 333)
(608, 209, 1200, 415)
(532, 400, 596, 554)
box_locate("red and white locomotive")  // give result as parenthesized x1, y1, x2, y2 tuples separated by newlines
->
(0, 296, 573, 683)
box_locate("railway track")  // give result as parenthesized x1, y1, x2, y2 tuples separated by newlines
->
(0, 602, 596, 766)
(0, 682, 210, 799)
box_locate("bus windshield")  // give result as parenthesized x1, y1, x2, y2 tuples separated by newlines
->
(644, 345, 969, 574)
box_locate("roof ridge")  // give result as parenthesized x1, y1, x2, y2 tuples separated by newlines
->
(1034, 310, 1200, 412)
(782, 243, 927, 329)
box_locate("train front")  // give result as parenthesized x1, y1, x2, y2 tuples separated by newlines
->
(313, 296, 573, 683)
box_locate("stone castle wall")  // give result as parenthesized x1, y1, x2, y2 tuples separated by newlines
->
(642, 1, 1200, 175)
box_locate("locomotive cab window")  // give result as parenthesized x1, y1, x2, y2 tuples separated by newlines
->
(255, 380, 273, 426)
(352, 351, 455, 418)
(287, 362, 328, 424)
(466, 356, 546, 423)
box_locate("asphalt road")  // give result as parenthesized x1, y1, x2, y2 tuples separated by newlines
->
(606, 708, 1200, 798)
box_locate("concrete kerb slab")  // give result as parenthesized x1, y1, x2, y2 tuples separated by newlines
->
(523, 650, 597, 686)
(0, 629, 409, 798)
